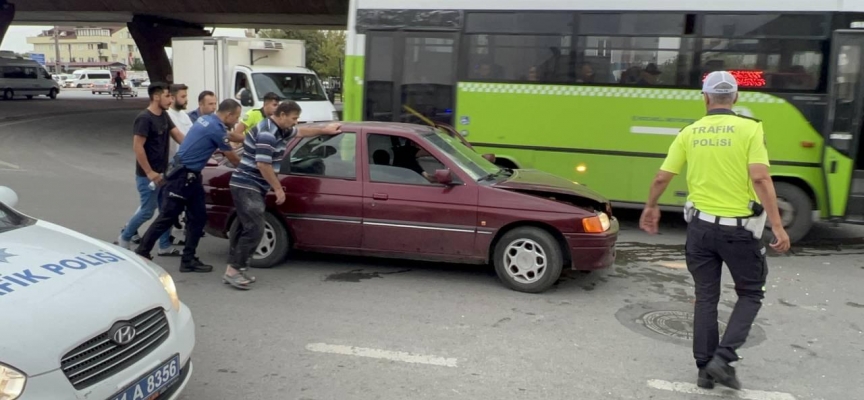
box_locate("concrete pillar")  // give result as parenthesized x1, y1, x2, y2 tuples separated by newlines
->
(0, 1, 15, 48)
(127, 15, 210, 84)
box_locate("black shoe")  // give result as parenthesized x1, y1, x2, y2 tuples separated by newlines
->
(697, 368, 715, 389)
(705, 357, 741, 390)
(180, 257, 213, 273)
(135, 252, 153, 261)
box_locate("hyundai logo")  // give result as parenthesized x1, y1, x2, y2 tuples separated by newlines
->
(110, 322, 137, 345)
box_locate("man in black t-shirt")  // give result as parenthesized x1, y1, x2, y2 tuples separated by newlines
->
(117, 82, 185, 255)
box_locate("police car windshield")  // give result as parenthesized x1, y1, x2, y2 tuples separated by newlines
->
(0, 203, 28, 233)
(252, 73, 328, 102)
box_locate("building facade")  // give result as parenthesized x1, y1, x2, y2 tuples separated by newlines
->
(26, 26, 143, 73)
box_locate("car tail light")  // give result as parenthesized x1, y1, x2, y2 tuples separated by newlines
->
(582, 212, 611, 233)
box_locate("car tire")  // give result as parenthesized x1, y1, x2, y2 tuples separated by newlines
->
(492, 227, 564, 293)
(2, 89, 12, 100)
(229, 212, 290, 269)
(25, 95, 32, 99)
(49, 88, 58, 99)
(762, 182, 813, 245)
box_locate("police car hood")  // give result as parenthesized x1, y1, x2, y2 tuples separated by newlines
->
(0, 220, 172, 375)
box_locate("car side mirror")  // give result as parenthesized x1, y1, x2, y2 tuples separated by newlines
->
(434, 169, 455, 185)
(240, 90, 254, 107)
(0, 186, 19, 208)
(482, 153, 496, 163)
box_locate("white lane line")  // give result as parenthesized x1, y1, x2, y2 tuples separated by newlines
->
(0, 159, 20, 170)
(630, 126, 681, 135)
(647, 379, 797, 400)
(306, 343, 458, 367)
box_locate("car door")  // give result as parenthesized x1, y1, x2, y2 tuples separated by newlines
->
(361, 130, 479, 259)
(275, 131, 363, 251)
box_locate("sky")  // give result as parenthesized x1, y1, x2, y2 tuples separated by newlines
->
(1, 25, 248, 54)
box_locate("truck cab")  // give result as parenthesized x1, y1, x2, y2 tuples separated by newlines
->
(233, 65, 339, 123)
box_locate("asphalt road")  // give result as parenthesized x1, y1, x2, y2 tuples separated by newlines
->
(1, 102, 863, 400)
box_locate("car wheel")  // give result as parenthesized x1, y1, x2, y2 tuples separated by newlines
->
(493, 227, 563, 293)
(2, 89, 12, 100)
(49, 88, 58, 99)
(25, 95, 33, 99)
(762, 182, 813, 245)
(230, 212, 290, 269)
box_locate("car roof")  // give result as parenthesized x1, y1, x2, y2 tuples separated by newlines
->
(302, 121, 438, 137)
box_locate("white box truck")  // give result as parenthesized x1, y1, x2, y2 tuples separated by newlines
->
(171, 36, 338, 122)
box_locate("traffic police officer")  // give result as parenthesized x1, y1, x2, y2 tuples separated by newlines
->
(639, 71, 791, 390)
(135, 99, 242, 272)
(229, 92, 280, 142)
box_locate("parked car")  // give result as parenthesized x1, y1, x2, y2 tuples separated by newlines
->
(0, 186, 195, 400)
(202, 122, 618, 293)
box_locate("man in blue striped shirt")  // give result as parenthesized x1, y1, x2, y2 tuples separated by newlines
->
(223, 100, 341, 289)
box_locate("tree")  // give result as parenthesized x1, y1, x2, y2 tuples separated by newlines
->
(258, 29, 345, 79)
(131, 59, 146, 71)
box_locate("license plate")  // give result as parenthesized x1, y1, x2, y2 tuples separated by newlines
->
(110, 355, 181, 400)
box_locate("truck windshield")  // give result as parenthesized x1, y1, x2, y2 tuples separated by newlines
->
(252, 73, 327, 102)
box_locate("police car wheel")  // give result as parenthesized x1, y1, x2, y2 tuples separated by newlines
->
(763, 182, 813, 244)
(493, 227, 563, 293)
(241, 212, 289, 268)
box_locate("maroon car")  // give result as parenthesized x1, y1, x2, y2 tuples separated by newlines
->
(202, 122, 618, 293)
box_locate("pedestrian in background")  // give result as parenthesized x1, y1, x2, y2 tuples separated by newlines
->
(639, 71, 791, 391)
(223, 101, 341, 290)
(188, 90, 218, 122)
(135, 100, 242, 272)
(116, 83, 185, 255)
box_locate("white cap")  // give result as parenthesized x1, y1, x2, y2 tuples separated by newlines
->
(702, 71, 738, 94)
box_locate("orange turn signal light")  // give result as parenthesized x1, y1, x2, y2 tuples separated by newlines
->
(801, 141, 815, 148)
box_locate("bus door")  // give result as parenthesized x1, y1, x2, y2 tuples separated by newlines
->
(363, 31, 459, 126)
(823, 30, 864, 222)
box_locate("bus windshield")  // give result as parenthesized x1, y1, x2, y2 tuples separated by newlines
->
(252, 73, 328, 101)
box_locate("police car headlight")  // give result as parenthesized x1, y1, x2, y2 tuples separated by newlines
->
(0, 363, 26, 400)
(158, 271, 181, 312)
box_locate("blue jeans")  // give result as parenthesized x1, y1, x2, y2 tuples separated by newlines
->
(122, 175, 172, 250)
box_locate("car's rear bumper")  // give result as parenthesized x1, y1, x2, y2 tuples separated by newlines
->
(564, 217, 619, 270)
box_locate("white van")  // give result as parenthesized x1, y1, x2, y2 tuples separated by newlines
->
(0, 56, 61, 100)
(69, 69, 113, 88)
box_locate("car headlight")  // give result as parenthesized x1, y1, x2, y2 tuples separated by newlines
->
(159, 271, 181, 312)
(582, 211, 611, 233)
(0, 363, 26, 400)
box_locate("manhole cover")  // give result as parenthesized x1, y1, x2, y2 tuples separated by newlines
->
(640, 310, 727, 340)
(616, 301, 766, 348)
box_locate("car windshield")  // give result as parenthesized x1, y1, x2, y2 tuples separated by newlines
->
(423, 130, 500, 181)
(252, 72, 327, 102)
(0, 202, 27, 233)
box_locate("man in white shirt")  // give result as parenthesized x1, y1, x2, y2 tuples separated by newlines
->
(165, 83, 195, 250)
(167, 84, 194, 159)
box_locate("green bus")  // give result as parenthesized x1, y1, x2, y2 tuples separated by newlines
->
(341, 1, 864, 242)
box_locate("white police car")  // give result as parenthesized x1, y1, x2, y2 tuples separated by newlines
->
(0, 186, 195, 400)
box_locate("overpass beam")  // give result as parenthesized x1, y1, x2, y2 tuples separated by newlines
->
(127, 15, 211, 84)
(0, 1, 14, 48)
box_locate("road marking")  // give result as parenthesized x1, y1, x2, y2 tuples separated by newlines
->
(305, 343, 458, 367)
(0, 159, 19, 170)
(630, 126, 681, 135)
(647, 379, 796, 400)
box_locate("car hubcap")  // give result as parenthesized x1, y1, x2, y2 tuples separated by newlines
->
(253, 222, 277, 259)
(503, 238, 547, 284)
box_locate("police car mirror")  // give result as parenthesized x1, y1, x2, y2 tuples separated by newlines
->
(0, 186, 19, 208)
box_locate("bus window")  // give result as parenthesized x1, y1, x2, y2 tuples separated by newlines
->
(576, 36, 694, 86)
(466, 34, 572, 83)
(702, 14, 828, 38)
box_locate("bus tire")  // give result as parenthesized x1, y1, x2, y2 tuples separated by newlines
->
(764, 182, 813, 244)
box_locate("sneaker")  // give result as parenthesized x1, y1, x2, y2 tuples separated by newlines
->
(116, 235, 131, 250)
(697, 368, 715, 389)
(180, 257, 213, 273)
(705, 357, 741, 390)
(158, 248, 181, 257)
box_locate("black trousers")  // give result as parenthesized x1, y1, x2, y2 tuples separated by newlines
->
(227, 186, 266, 269)
(685, 217, 768, 368)
(136, 170, 206, 263)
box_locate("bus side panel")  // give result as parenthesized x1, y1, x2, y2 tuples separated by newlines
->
(457, 82, 825, 209)
(343, 29, 365, 122)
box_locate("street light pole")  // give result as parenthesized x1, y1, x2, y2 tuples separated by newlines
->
(53, 26, 61, 73)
